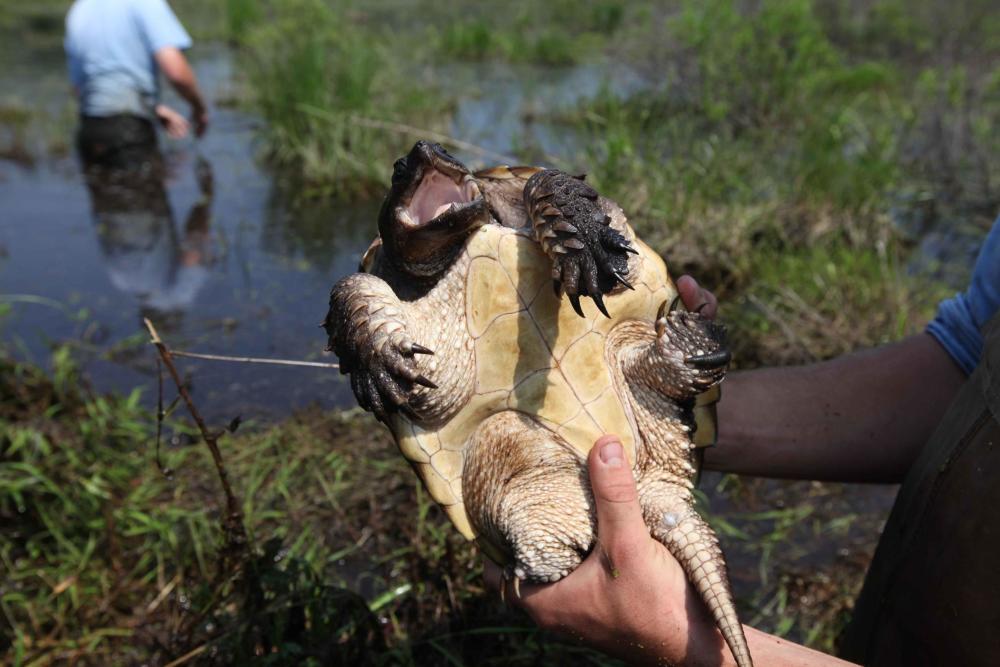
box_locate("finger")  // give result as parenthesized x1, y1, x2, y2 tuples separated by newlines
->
(675, 275, 702, 312)
(587, 436, 648, 561)
(700, 288, 718, 320)
(676, 275, 718, 320)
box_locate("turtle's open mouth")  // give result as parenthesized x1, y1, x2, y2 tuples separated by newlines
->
(402, 169, 482, 227)
(381, 141, 490, 277)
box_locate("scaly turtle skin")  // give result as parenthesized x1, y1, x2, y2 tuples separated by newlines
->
(324, 141, 751, 667)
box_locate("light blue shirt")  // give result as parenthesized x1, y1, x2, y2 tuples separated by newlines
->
(65, 0, 192, 118)
(927, 215, 1000, 374)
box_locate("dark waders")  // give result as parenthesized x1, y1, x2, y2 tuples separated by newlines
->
(840, 314, 1000, 665)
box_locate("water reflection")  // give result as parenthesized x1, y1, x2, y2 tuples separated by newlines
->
(80, 127, 214, 326)
(261, 181, 381, 272)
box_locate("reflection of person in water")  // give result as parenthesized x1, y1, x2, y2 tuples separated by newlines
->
(64, 0, 214, 317)
(85, 158, 213, 316)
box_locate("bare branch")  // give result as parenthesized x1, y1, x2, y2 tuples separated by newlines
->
(154, 356, 172, 478)
(170, 349, 338, 369)
(143, 318, 247, 550)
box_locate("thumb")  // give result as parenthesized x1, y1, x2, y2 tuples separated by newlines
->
(588, 435, 648, 557)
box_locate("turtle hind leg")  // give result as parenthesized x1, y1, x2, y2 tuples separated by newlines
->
(523, 169, 636, 318)
(462, 411, 594, 583)
(639, 478, 753, 667)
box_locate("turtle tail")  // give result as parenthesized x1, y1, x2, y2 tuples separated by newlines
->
(642, 484, 753, 667)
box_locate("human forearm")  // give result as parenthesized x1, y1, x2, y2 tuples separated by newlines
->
(705, 333, 965, 483)
(155, 47, 205, 112)
(679, 620, 856, 667)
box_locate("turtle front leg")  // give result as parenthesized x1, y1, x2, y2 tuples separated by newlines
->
(619, 298, 730, 403)
(324, 272, 437, 422)
(523, 169, 636, 318)
(463, 411, 595, 586)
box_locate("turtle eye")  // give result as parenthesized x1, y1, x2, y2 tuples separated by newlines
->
(391, 158, 408, 184)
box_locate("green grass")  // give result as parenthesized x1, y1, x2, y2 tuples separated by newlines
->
(434, 19, 604, 66)
(421, 0, 626, 64)
(0, 350, 623, 666)
(236, 0, 450, 197)
(533, 0, 995, 365)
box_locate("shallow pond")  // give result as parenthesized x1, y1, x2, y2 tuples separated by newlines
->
(0, 43, 643, 421)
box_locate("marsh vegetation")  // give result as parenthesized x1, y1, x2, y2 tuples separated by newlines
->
(1, 0, 998, 664)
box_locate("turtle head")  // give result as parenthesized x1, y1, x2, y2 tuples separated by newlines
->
(378, 141, 488, 278)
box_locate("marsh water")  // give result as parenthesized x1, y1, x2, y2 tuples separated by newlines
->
(0, 43, 645, 420)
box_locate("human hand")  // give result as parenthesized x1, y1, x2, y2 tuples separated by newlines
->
(192, 105, 209, 138)
(154, 104, 190, 139)
(483, 435, 727, 666)
(676, 275, 718, 320)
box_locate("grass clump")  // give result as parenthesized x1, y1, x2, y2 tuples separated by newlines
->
(240, 0, 447, 197)
(224, 0, 261, 44)
(0, 350, 622, 666)
(546, 0, 995, 366)
(434, 0, 625, 65)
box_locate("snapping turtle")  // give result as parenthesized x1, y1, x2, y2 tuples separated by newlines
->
(324, 141, 750, 667)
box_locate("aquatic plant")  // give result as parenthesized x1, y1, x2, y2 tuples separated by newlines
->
(428, 0, 624, 64)
(239, 0, 448, 197)
(225, 0, 261, 44)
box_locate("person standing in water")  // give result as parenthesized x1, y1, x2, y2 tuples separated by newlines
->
(65, 0, 214, 319)
(65, 0, 209, 169)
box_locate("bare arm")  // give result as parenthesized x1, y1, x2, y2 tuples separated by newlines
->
(675, 277, 967, 483)
(154, 47, 208, 136)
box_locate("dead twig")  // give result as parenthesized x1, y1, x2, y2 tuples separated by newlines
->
(144, 318, 253, 656)
(142, 318, 247, 553)
(162, 644, 207, 667)
(170, 349, 338, 369)
(154, 357, 173, 477)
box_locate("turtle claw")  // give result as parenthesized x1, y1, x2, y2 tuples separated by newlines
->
(686, 349, 732, 369)
(656, 298, 672, 322)
(501, 565, 525, 603)
(409, 343, 434, 356)
(568, 293, 585, 318)
(593, 292, 611, 319)
(610, 238, 639, 255)
(414, 374, 438, 389)
(397, 401, 422, 422)
(612, 269, 634, 290)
